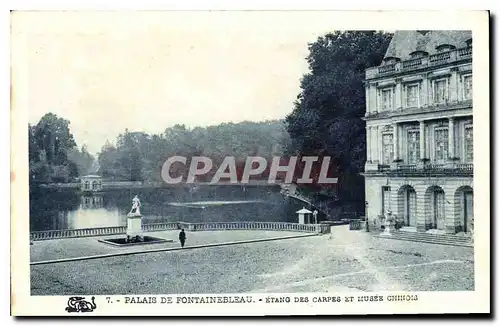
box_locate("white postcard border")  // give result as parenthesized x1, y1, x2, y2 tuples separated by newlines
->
(11, 10, 490, 316)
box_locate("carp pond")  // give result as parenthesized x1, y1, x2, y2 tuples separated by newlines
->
(29, 185, 315, 232)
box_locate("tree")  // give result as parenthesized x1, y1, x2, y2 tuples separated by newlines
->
(33, 113, 76, 166)
(29, 113, 80, 183)
(67, 145, 95, 176)
(29, 149, 51, 183)
(285, 31, 393, 200)
(116, 130, 151, 181)
(97, 141, 122, 180)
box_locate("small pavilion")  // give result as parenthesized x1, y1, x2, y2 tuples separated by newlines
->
(80, 175, 103, 192)
(296, 207, 313, 224)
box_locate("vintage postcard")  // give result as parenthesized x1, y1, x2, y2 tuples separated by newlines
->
(11, 10, 490, 316)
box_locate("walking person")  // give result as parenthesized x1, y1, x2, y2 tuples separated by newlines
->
(179, 229, 186, 248)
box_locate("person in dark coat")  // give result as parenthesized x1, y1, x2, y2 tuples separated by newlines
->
(179, 229, 186, 248)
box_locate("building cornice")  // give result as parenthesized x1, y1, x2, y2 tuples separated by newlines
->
(401, 75, 424, 83)
(362, 171, 474, 178)
(363, 101, 473, 123)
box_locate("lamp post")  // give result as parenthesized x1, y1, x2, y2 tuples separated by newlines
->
(365, 201, 369, 232)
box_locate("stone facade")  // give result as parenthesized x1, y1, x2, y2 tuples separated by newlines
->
(363, 31, 473, 234)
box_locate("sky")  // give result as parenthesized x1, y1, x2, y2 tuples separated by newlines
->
(11, 11, 344, 154)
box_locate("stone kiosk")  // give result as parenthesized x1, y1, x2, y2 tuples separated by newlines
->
(296, 207, 313, 224)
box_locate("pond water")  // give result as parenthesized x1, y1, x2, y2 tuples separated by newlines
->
(29, 185, 310, 232)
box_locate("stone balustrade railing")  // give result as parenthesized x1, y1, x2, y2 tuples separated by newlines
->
(142, 222, 180, 232)
(178, 221, 329, 234)
(349, 219, 367, 231)
(366, 46, 472, 79)
(30, 226, 126, 240)
(30, 221, 330, 241)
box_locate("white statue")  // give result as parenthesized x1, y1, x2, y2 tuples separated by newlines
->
(129, 195, 141, 215)
(383, 209, 393, 235)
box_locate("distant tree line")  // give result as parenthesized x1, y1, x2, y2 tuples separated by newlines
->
(97, 121, 290, 183)
(29, 114, 291, 186)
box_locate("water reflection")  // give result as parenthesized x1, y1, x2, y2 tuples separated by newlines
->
(67, 207, 123, 230)
(80, 195, 104, 209)
(29, 186, 306, 232)
(62, 194, 122, 229)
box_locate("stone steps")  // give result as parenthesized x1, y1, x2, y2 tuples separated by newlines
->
(374, 230, 473, 247)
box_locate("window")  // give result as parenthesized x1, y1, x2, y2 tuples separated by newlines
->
(463, 75, 472, 100)
(381, 88, 393, 110)
(436, 44, 455, 53)
(407, 130, 420, 163)
(465, 125, 473, 162)
(434, 127, 449, 162)
(409, 51, 427, 59)
(382, 133, 394, 164)
(433, 79, 448, 104)
(406, 84, 419, 107)
(384, 57, 398, 65)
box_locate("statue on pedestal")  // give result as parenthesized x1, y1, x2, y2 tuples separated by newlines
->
(129, 195, 141, 216)
(383, 209, 393, 235)
(126, 195, 143, 242)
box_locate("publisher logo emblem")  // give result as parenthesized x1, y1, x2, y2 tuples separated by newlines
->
(65, 296, 97, 313)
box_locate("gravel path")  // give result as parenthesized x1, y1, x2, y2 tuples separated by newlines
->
(30, 230, 304, 262)
(30, 226, 474, 295)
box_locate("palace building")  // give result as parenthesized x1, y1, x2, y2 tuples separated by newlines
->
(363, 30, 473, 234)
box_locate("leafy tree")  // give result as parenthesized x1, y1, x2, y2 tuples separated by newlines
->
(97, 141, 122, 180)
(285, 31, 392, 201)
(67, 145, 95, 176)
(115, 130, 149, 181)
(29, 113, 83, 183)
(29, 149, 51, 183)
(32, 113, 76, 166)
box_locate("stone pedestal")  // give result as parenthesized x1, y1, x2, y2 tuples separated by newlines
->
(382, 220, 393, 236)
(127, 213, 143, 240)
